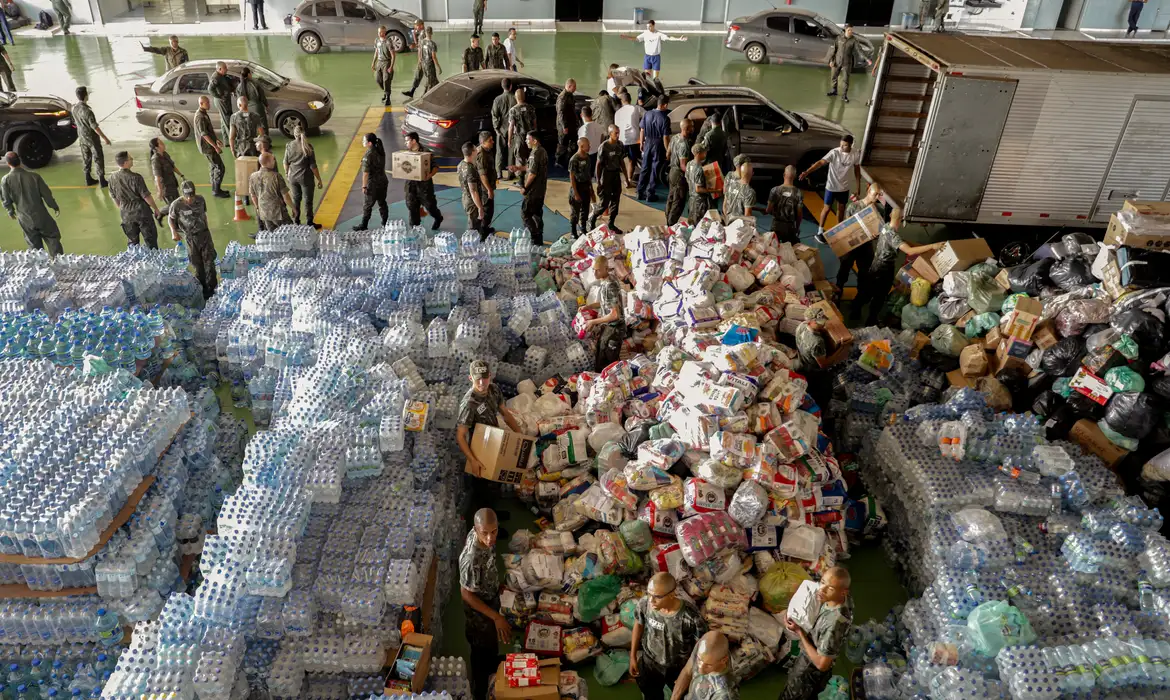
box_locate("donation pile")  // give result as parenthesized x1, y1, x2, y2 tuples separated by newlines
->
(850, 385, 1170, 699)
(478, 215, 879, 684)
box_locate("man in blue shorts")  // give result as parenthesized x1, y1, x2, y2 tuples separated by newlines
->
(622, 20, 686, 80)
(800, 134, 860, 244)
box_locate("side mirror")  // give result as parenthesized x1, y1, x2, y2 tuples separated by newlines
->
(782, 124, 793, 135)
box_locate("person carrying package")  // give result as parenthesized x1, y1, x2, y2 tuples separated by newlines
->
(685, 142, 717, 223)
(850, 204, 943, 326)
(582, 255, 625, 371)
(800, 134, 860, 246)
(793, 306, 834, 411)
(458, 359, 524, 475)
(670, 631, 738, 700)
(777, 566, 854, 700)
(459, 508, 510, 700)
(664, 117, 695, 226)
(631, 572, 708, 700)
(722, 155, 757, 220)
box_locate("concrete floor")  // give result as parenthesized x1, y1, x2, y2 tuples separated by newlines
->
(0, 31, 872, 256)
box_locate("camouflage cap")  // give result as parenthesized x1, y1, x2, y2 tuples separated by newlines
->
(470, 360, 490, 379)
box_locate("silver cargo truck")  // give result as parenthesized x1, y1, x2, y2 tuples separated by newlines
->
(860, 32, 1170, 229)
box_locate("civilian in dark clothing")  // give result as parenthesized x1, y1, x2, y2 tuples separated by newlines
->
(637, 96, 671, 203)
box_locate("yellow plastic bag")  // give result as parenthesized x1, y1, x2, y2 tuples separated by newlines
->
(910, 278, 932, 307)
(758, 561, 811, 613)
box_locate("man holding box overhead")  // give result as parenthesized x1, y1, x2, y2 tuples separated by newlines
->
(459, 508, 510, 700)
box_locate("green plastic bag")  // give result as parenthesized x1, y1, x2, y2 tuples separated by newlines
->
(548, 233, 574, 258)
(578, 575, 622, 622)
(965, 312, 1001, 339)
(968, 277, 1005, 314)
(1098, 419, 1140, 451)
(966, 600, 1036, 656)
(618, 520, 653, 553)
(534, 268, 557, 293)
(1115, 334, 1140, 360)
(1001, 292, 1027, 316)
(759, 562, 810, 613)
(594, 649, 630, 686)
(1053, 377, 1072, 397)
(902, 303, 939, 332)
(1104, 366, 1145, 393)
(619, 599, 639, 629)
(818, 676, 850, 700)
(648, 423, 676, 441)
(931, 324, 970, 357)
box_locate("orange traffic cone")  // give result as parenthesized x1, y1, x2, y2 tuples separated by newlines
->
(233, 194, 251, 222)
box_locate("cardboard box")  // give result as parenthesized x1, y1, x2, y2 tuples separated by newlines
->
(1004, 297, 1042, 341)
(392, 150, 433, 181)
(947, 368, 977, 389)
(813, 280, 834, 297)
(931, 238, 994, 277)
(990, 353, 1029, 378)
(495, 658, 561, 700)
(984, 326, 1002, 351)
(809, 300, 844, 324)
(466, 424, 537, 484)
(817, 318, 853, 369)
(824, 205, 883, 258)
(234, 155, 259, 196)
(793, 245, 826, 281)
(911, 332, 930, 360)
(1070, 419, 1129, 471)
(384, 633, 433, 695)
(996, 336, 1033, 361)
(959, 344, 989, 377)
(702, 162, 724, 193)
(993, 268, 1012, 291)
(1104, 201, 1170, 249)
(1070, 367, 1113, 406)
(955, 309, 975, 330)
(911, 254, 941, 284)
(1031, 321, 1057, 350)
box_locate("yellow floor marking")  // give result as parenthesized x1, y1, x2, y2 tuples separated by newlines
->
(803, 190, 841, 229)
(314, 106, 387, 229)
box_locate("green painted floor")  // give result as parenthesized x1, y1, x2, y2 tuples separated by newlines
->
(0, 31, 872, 255)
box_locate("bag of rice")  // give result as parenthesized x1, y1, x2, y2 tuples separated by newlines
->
(648, 482, 685, 510)
(599, 613, 632, 647)
(562, 627, 602, 663)
(638, 501, 680, 535)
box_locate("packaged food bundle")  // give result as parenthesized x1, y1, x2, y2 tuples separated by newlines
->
(538, 414, 587, 436)
(510, 529, 534, 554)
(675, 511, 748, 567)
(683, 477, 728, 516)
(746, 401, 782, 434)
(598, 468, 638, 510)
(544, 429, 591, 471)
(500, 589, 539, 626)
(562, 551, 603, 594)
(649, 542, 689, 580)
(624, 461, 676, 490)
(535, 591, 576, 626)
(648, 481, 685, 510)
(595, 530, 641, 575)
(710, 431, 758, 468)
(695, 457, 743, 489)
(728, 480, 770, 527)
(562, 627, 602, 663)
(731, 635, 775, 682)
(676, 377, 745, 416)
(638, 501, 680, 535)
(560, 474, 595, 501)
(574, 484, 626, 526)
(745, 461, 798, 500)
(523, 551, 566, 591)
(762, 423, 810, 462)
(702, 584, 751, 639)
(554, 494, 589, 532)
(637, 438, 686, 468)
(618, 519, 654, 553)
(760, 370, 808, 413)
(534, 530, 577, 555)
(524, 620, 563, 656)
(599, 613, 632, 647)
(596, 442, 629, 473)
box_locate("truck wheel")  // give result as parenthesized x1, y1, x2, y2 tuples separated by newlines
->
(745, 43, 767, 64)
(13, 132, 51, 169)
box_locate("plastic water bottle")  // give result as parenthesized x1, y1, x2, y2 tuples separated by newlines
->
(92, 608, 123, 647)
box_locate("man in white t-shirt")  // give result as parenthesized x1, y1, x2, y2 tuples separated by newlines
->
(578, 105, 605, 174)
(613, 90, 645, 187)
(800, 134, 861, 243)
(622, 20, 687, 79)
(503, 26, 524, 71)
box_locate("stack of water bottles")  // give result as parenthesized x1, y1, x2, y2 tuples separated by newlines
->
(855, 385, 1170, 698)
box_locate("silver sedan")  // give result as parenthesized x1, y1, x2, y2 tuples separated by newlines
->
(290, 0, 419, 54)
(133, 60, 335, 141)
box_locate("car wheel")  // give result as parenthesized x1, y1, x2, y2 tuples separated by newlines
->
(279, 112, 308, 138)
(13, 132, 51, 169)
(745, 43, 767, 64)
(299, 31, 322, 54)
(159, 114, 191, 141)
(389, 31, 407, 53)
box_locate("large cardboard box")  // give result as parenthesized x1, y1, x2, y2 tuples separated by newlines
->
(702, 161, 725, 193)
(495, 658, 561, 700)
(1104, 201, 1170, 249)
(384, 633, 433, 695)
(1031, 321, 1057, 350)
(1004, 297, 1042, 341)
(910, 254, 941, 284)
(824, 205, 883, 258)
(931, 238, 994, 277)
(946, 369, 977, 389)
(392, 150, 433, 181)
(466, 424, 537, 484)
(794, 245, 826, 281)
(817, 317, 854, 369)
(234, 155, 259, 197)
(1070, 419, 1129, 471)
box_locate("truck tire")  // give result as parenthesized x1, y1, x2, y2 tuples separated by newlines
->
(13, 132, 52, 169)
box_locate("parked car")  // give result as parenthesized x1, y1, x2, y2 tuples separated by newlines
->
(402, 70, 589, 158)
(725, 8, 874, 67)
(133, 60, 334, 141)
(290, 0, 419, 54)
(0, 92, 77, 169)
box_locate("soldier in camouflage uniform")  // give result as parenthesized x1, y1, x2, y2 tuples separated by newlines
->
(591, 90, 615, 132)
(166, 180, 218, 300)
(630, 573, 708, 700)
(778, 567, 854, 700)
(236, 67, 269, 131)
(229, 95, 264, 159)
(473, 131, 496, 239)
(567, 137, 593, 238)
(484, 33, 508, 69)
(248, 152, 293, 232)
(72, 86, 111, 187)
(686, 143, 717, 224)
(590, 125, 625, 232)
(457, 141, 486, 233)
(209, 62, 235, 144)
(141, 36, 189, 70)
(402, 131, 443, 231)
(515, 131, 547, 245)
(458, 508, 508, 700)
(51, 0, 72, 34)
(490, 78, 515, 179)
(284, 126, 323, 226)
(400, 20, 426, 97)
(506, 88, 535, 173)
(825, 25, 870, 103)
(148, 138, 185, 206)
(472, 0, 486, 37)
(555, 78, 580, 169)
(699, 111, 730, 180)
(1, 152, 62, 257)
(462, 34, 484, 72)
(371, 26, 397, 106)
(766, 165, 803, 245)
(674, 632, 739, 700)
(665, 118, 694, 226)
(357, 133, 388, 231)
(107, 151, 162, 249)
(721, 155, 756, 220)
(194, 96, 230, 199)
(582, 255, 625, 371)
(792, 306, 834, 415)
(402, 26, 441, 97)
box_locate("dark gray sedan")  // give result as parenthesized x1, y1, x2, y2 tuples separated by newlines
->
(725, 8, 874, 67)
(290, 0, 419, 54)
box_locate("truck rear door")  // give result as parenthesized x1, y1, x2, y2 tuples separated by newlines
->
(1091, 97, 1170, 222)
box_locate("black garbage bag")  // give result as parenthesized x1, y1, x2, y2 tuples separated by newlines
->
(1008, 258, 1054, 295)
(1032, 389, 1065, 418)
(1049, 257, 1095, 291)
(1066, 391, 1107, 421)
(995, 363, 1030, 408)
(1043, 402, 1080, 441)
(918, 346, 959, 373)
(619, 421, 652, 458)
(1105, 392, 1161, 440)
(1040, 336, 1086, 377)
(1151, 375, 1170, 402)
(1112, 308, 1167, 360)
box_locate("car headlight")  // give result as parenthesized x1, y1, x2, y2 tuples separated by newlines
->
(307, 100, 325, 110)
(56, 118, 72, 126)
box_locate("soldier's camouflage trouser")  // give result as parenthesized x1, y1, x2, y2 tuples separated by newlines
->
(595, 322, 624, 372)
(257, 212, 290, 232)
(185, 230, 219, 300)
(477, 194, 494, 239)
(423, 67, 438, 94)
(830, 63, 852, 97)
(589, 171, 621, 231)
(521, 191, 543, 246)
(289, 173, 316, 225)
(464, 202, 482, 236)
(473, 5, 484, 35)
(359, 180, 388, 229)
(777, 654, 833, 700)
(405, 180, 441, 228)
(80, 140, 104, 181)
(688, 192, 713, 225)
(495, 135, 509, 177)
(569, 184, 591, 237)
(122, 212, 158, 249)
(510, 139, 530, 173)
(216, 100, 233, 144)
(21, 225, 63, 257)
(376, 68, 394, 104)
(205, 150, 226, 193)
(665, 168, 687, 226)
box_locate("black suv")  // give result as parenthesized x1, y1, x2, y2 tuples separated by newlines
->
(0, 92, 78, 169)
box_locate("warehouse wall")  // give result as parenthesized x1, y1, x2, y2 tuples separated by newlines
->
(600, 0, 851, 25)
(1078, 0, 1168, 29)
(16, 0, 96, 24)
(444, 0, 554, 20)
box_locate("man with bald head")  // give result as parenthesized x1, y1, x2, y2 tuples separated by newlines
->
(777, 566, 854, 700)
(631, 572, 707, 700)
(671, 630, 737, 700)
(229, 95, 264, 159)
(459, 508, 510, 700)
(248, 151, 293, 232)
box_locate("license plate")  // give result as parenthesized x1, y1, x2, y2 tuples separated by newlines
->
(407, 112, 433, 133)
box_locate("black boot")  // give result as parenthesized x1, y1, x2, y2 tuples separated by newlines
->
(99, 177, 108, 188)
(85, 174, 97, 187)
(401, 90, 414, 98)
(431, 215, 443, 231)
(213, 189, 231, 199)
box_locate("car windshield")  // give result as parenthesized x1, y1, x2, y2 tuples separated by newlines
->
(245, 63, 289, 89)
(368, 0, 392, 13)
(422, 82, 472, 109)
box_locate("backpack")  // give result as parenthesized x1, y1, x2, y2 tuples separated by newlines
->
(34, 10, 52, 29)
